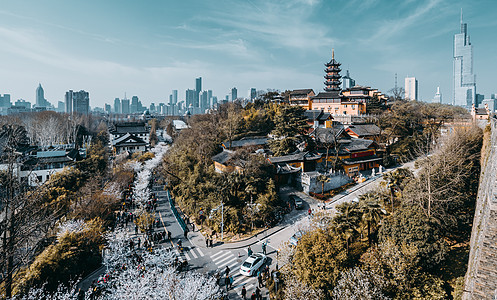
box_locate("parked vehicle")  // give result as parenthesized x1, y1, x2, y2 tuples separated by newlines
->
(289, 231, 303, 247)
(290, 195, 304, 209)
(240, 253, 267, 276)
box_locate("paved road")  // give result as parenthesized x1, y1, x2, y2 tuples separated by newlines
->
(152, 186, 274, 299)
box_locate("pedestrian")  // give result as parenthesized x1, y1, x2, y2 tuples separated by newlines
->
(241, 285, 247, 299)
(258, 272, 263, 287)
(134, 225, 138, 234)
(205, 238, 209, 248)
(308, 208, 312, 216)
(251, 292, 256, 300)
(255, 287, 261, 300)
(248, 246, 253, 256)
(168, 231, 171, 241)
(225, 265, 230, 276)
(262, 242, 266, 255)
(184, 230, 188, 239)
(229, 275, 234, 289)
(209, 239, 213, 247)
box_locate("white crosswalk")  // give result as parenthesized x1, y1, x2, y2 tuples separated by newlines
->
(174, 247, 205, 262)
(210, 250, 260, 294)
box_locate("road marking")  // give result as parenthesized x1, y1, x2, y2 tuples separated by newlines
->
(196, 247, 205, 256)
(214, 254, 236, 266)
(189, 249, 198, 259)
(211, 251, 230, 261)
(184, 251, 191, 260)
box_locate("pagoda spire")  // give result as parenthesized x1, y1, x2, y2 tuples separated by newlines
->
(324, 50, 342, 92)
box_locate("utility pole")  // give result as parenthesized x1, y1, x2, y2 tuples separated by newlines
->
(220, 200, 224, 241)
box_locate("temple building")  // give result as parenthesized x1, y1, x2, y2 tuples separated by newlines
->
(288, 89, 315, 110)
(324, 49, 342, 92)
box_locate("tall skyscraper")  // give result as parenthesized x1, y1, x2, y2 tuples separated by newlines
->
(186, 89, 195, 107)
(195, 77, 202, 107)
(65, 90, 89, 114)
(404, 77, 418, 100)
(200, 90, 208, 111)
(73, 90, 90, 115)
(433, 87, 442, 103)
(453, 10, 476, 107)
(65, 90, 73, 113)
(36, 83, 48, 107)
(114, 98, 121, 113)
(250, 88, 256, 100)
(105, 104, 111, 114)
(172, 90, 178, 104)
(231, 87, 238, 101)
(121, 98, 130, 114)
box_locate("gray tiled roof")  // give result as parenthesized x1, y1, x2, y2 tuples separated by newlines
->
(112, 133, 146, 146)
(346, 124, 381, 137)
(110, 122, 148, 134)
(268, 151, 321, 164)
(222, 137, 268, 149)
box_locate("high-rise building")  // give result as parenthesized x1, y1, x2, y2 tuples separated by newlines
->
(0, 94, 11, 107)
(131, 96, 139, 113)
(121, 98, 130, 114)
(453, 11, 476, 106)
(72, 90, 90, 115)
(341, 70, 356, 90)
(324, 49, 342, 92)
(404, 77, 418, 100)
(57, 101, 65, 112)
(433, 87, 442, 103)
(195, 77, 202, 107)
(231, 87, 238, 101)
(65, 90, 73, 113)
(14, 99, 30, 109)
(250, 88, 257, 100)
(186, 89, 195, 107)
(476, 94, 485, 107)
(150, 103, 156, 112)
(212, 96, 218, 107)
(36, 84, 50, 107)
(200, 90, 208, 111)
(172, 90, 178, 104)
(207, 90, 212, 107)
(114, 98, 121, 113)
(105, 104, 111, 114)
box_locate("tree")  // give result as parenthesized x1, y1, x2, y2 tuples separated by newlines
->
(292, 228, 348, 292)
(221, 103, 242, 149)
(402, 126, 482, 239)
(316, 174, 330, 195)
(379, 205, 447, 272)
(333, 202, 361, 253)
(269, 105, 309, 156)
(358, 193, 384, 245)
(0, 125, 60, 298)
(382, 168, 413, 213)
(332, 267, 388, 300)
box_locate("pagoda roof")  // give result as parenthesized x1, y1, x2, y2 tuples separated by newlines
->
(289, 89, 314, 96)
(312, 91, 342, 99)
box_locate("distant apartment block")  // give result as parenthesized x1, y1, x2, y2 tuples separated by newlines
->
(65, 90, 89, 114)
(404, 77, 418, 100)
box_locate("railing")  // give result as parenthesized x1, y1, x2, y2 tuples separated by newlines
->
(166, 190, 188, 232)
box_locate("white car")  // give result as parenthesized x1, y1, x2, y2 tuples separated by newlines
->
(240, 253, 267, 276)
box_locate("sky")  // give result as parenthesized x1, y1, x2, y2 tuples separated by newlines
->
(0, 0, 496, 108)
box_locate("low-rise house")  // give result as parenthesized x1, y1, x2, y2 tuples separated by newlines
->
(471, 103, 490, 121)
(345, 124, 381, 142)
(304, 110, 333, 129)
(221, 136, 268, 150)
(268, 151, 321, 185)
(289, 89, 315, 110)
(211, 149, 246, 173)
(111, 133, 147, 155)
(109, 122, 150, 145)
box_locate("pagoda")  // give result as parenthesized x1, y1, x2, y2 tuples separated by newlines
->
(324, 49, 342, 92)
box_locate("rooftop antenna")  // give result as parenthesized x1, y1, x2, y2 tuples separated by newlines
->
(332, 48, 335, 60)
(394, 73, 398, 89)
(460, 8, 463, 25)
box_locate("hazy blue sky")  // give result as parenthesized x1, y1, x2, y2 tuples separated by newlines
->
(0, 0, 495, 108)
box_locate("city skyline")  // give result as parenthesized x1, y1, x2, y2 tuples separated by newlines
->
(0, 0, 496, 107)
